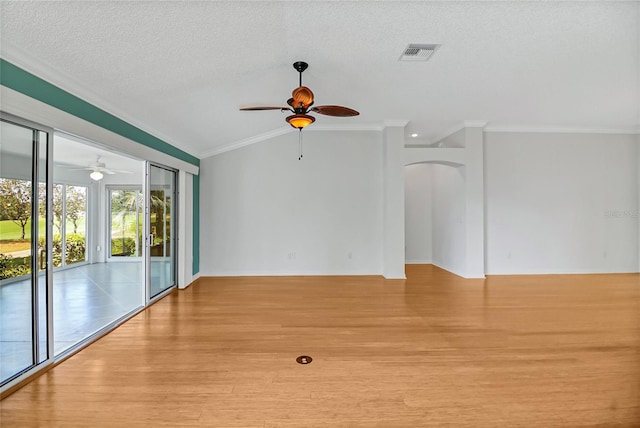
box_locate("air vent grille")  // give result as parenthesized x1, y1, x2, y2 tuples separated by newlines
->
(399, 44, 441, 62)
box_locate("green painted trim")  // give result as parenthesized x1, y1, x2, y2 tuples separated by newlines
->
(0, 59, 199, 167)
(192, 174, 200, 275)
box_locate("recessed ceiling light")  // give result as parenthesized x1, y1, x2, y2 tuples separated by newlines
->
(411, 133, 418, 138)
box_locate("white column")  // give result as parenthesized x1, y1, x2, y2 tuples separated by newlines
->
(464, 123, 486, 278)
(383, 122, 407, 279)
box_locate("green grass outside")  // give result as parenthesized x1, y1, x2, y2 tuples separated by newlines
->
(0, 219, 40, 240)
(0, 218, 86, 241)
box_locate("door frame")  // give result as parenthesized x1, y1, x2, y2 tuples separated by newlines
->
(0, 112, 54, 392)
(145, 162, 178, 303)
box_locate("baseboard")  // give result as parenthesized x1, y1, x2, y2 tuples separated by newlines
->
(200, 269, 384, 277)
(179, 273, 202, 290)
(430, 261, 467, 279)
(485, 268, 640, 276)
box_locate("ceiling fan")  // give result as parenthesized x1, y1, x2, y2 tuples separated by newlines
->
(240, 61, 359, 159)
(240, 61, 359, 132)
(65, 155, 132, 181)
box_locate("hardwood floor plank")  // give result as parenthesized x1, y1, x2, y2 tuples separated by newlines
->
(1, 265, 638, 426)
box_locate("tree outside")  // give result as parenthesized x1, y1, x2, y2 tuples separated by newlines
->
(110, 189, 166, 257)
(0, 178, 32, 240)
(66, 186, 86, 234)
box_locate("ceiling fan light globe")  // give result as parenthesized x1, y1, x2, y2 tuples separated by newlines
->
(90, 170, 104, 181)
(286, 114, 315, 129)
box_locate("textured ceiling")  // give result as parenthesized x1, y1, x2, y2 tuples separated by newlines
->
(1, 1, 639, 158)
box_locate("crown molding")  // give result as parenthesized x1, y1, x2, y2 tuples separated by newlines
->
(383, 120, 409, 128)
(484, 125, 640, 135)
(307, 123, 384, 132)
(422, 122, 640, 146)
(200, 127, 292, 158)
(1, 48, 199, 158)
(201, 122, 386, 158)
(463, 120, 488, 128)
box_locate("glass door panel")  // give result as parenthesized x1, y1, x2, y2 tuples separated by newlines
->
(109, 188, 143, 258)
(0, 118, 51, 386)
(52, 136, 144, 357)
(148, 165, 176, 298)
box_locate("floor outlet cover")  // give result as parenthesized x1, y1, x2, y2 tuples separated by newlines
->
(296, 355, 312, 364)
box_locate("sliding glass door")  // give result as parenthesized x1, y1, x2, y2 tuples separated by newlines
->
(51, 134, 145, 357)
(108, 187, 143, 259)
(1, 117, 180, 391)
(147, 164, 176, 298)
(0, 115, 52, 387)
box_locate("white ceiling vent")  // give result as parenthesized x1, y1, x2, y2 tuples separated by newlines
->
(399, 44, 441, 62)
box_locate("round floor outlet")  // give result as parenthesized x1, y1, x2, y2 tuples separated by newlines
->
(296, 355, 312, 364)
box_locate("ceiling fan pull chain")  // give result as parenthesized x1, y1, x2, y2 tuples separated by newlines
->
(298, 129, 303, 160)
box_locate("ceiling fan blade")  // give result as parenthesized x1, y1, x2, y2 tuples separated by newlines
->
(240, 106, 290, 111)
(311, 105, 360, 117)
(106, 169, 133, 174)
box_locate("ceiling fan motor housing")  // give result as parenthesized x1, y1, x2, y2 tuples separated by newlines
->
(292, 86, 314, 109)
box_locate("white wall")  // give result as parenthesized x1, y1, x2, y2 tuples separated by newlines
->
(431, 164, 467, 275)
(199, 130, 383, 276)
(485, 132, 639, 274)
(404, 164, 432, 263)
(200, 129, 638, 278)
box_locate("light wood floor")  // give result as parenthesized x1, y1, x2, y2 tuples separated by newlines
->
(1, 265, 639, 427)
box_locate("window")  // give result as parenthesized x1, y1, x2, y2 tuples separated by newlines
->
(51, 184, 87, 268)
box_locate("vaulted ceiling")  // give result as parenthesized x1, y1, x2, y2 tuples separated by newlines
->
(1, 1, 638, 159)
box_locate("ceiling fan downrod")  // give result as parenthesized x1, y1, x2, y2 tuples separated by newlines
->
(293, 61, 308, 87)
